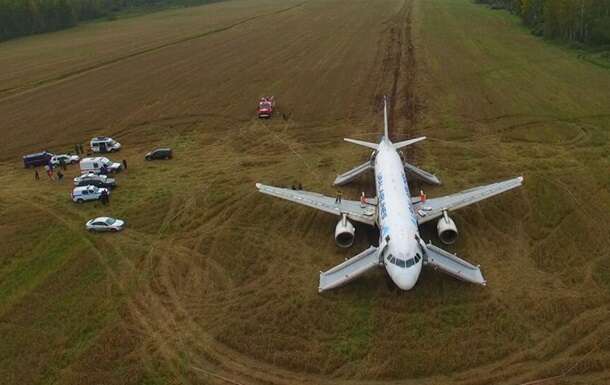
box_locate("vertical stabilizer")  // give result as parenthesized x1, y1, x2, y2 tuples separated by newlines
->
(383, 95, 390, 140)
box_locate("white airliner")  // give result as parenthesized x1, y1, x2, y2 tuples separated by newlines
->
(256, 97, 523, 292)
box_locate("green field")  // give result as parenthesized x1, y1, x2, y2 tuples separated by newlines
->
(1, 0, 609, 384)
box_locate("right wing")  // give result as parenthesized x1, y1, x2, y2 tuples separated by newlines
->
(414, 176, 523, 224)
(256, 183, 377, 225)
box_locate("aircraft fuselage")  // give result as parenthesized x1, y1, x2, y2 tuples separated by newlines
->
(374, 137, 423, 290)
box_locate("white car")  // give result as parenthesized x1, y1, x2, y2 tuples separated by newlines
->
(71, 185, 109, 203)
(90, 136, 121, 153)
(86, 217, 125, 232)
(51, 154, 80, 167)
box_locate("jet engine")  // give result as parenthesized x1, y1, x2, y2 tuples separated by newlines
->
(437, 211, 458, 245)
(335, 214, 355, 248)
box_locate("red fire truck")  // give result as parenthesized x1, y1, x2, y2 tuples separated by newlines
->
(257, 96, 274, 119)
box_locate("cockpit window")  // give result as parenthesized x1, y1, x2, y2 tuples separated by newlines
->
(387, 253, 422, 269)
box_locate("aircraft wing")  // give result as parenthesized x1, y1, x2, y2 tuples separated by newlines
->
(414, 176, 523, 224)
(256, 183, 377, 225)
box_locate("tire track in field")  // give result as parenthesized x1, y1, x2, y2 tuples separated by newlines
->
(0, 2, 308, 102)
(373, 0, 419, 152)
(8, 195, 199, 382)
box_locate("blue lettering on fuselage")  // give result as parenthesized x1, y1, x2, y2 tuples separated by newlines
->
(401, 171, 419, 225)
(377, 174, 388, 220)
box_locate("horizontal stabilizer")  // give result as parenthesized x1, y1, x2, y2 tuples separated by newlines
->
(424, 243, 486, 285)
(404, 162, 441, 185)
(319, 246, 380, 292)
(394, 136, 426, 149)
(344, 138, 378, 150)
(334, 161, 373, 186)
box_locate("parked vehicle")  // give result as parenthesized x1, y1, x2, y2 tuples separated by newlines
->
(86, 217, 125, 232)
(257, 96, 274, 118)
(145, 148, 173, 160)
(90, 136, 121, 153)
(50, 154, 80, 167)
(22, 151, 53, 168)
(71, 185, 109, 203)
(79, 157, 122, 174)
(74, 172, 116, 189)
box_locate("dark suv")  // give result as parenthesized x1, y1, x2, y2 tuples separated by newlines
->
(23, 151, 53, 168)
(145, 148, 172, 160)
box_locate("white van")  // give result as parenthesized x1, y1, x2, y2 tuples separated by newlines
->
(90, 136, 121, 153)
(79, 157, 122, 174)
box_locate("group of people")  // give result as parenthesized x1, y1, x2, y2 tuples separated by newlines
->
(35, 165, 63, 182)
(73, 143, 85, 155)
(288, 183, 344, 204)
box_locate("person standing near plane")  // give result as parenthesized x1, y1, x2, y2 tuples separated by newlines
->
(335, 190, 342, 204)
(100, 189, 109, 205)
(45, 164, 53, 179)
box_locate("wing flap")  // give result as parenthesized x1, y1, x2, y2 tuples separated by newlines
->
(424, 243, 486, 285)
(319, 246, 380, 292)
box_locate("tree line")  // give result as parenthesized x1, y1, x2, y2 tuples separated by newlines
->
(475, 0, 610, 45)
(0, 0, 217, 41)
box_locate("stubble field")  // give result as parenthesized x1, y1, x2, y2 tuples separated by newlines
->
(1, 0, 609, 384)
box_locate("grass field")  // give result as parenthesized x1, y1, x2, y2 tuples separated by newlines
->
(1, 0, 610, 384)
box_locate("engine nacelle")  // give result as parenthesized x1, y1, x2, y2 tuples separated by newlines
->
(437, 211, 458, 245)
(335, 214, 355, 248)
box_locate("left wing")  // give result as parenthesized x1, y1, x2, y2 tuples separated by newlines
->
(256, 183, 377, 225)
(414, 176, 523, 224)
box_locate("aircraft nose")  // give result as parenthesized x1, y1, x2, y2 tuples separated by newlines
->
(386, 265, 419, 291)
(394, 273, 418, 291)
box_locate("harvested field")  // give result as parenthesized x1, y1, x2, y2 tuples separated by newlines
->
(1, 0, 610, 384)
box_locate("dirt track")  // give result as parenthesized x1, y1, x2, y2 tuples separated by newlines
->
(1, 0, 610, 384)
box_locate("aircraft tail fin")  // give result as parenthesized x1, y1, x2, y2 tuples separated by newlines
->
(383, 95, 390, 139)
